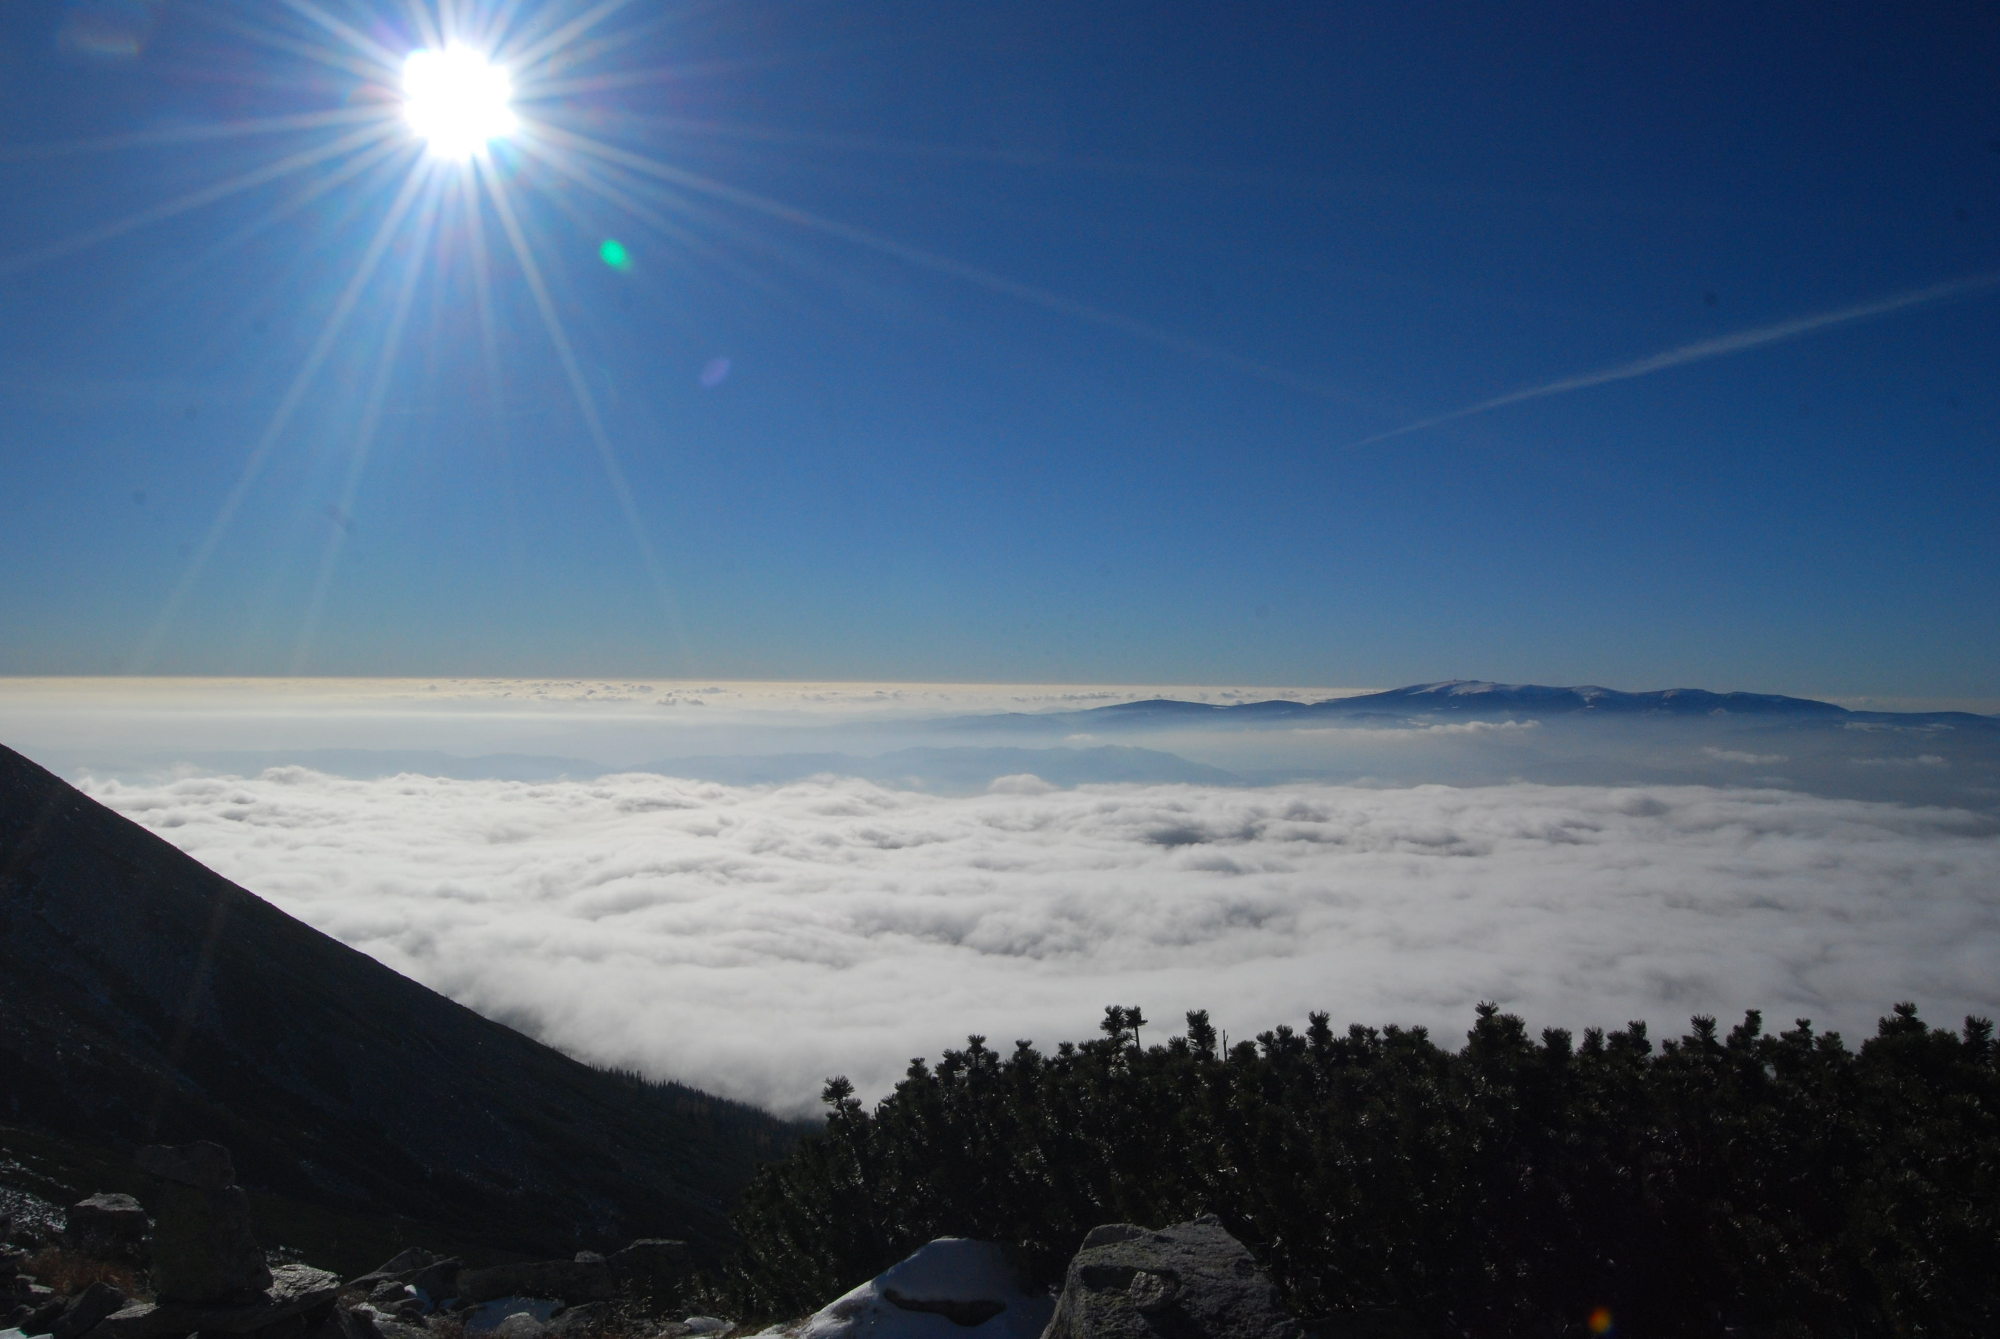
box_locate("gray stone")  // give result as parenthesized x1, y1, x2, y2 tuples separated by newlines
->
(146, 1182, 270, 1304)
(346, 1250, 438, 1292)
(63, 1198, 148, 1261)
(48, 1284, 124, 1339)
(347, 1305, 429, 1339)
(86, 1264, 339, 1339)
(543, 1303, 607, 1338)
(134, 1144, 234, 1193)
(134, 1144, 269, 1306)
(457, 1261, 611, 1308)
(22, 1296, 66, 1337)
(463, 1299, 561, 1335)
(333, 1306, 385, 1339)
(403, 1259, 460, 1312)
(491, 1316, 546, 1339)
(1041, 1217, 1301, 1339)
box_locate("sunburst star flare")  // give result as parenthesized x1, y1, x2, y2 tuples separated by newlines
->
(402, 46, 517, 160)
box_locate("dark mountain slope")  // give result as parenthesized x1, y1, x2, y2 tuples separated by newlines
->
(0, 742, 793, 1265)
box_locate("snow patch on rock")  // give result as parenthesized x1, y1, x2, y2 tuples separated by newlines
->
(765, 1239, 1052, 1339)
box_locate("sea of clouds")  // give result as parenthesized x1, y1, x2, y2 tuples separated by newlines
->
(78, 766, 2000, 1115)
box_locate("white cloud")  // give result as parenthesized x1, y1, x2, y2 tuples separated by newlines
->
(1703, 746, 1789, 764)
(79, 770, 2000, 1115)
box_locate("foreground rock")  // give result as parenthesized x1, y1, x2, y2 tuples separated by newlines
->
(48, 1282, 128, 1339)
(777, 1238, 1050, 1339)
(136, 1143, 270, 1305)
(1042, 1218, 1300, 1339)
(62, 1196, 149, 1265)
(90, 1263, 340, 1339)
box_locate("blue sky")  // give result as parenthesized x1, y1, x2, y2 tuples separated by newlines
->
(2, 1, 1996, 696)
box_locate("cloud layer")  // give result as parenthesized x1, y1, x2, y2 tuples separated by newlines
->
(80, 770, 2000, 1114)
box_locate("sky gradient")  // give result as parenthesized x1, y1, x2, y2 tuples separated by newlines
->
(3, 2, 1997, 695)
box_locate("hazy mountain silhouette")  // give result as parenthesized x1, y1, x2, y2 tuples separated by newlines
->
(0, 742, 793, 1266)
(945, 679, 2000, 733)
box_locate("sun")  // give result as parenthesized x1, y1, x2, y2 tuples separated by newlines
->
(402, 46, 517, 160)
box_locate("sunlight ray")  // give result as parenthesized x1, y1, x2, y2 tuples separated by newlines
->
(192, 6, 395, 84)
(289, 191, 440, 673)
(477, 159, 691, 667)
(456, 172, 532, 579)
(522, 53, 818, 101)
(478, 0, 548, 62)
(0, 107, 387, 163)
(0, 122, 396, 276)
(436, 0, 484, 50)
(506, 14, 684, 94)
(539, 123, 1381, 411)
(80, 137, 411, 344)
(132, 163, 440, 672)
(272, 0, 408, 75)
(502, 0, 640, 78)
(568, 109, 1291, 185)
(397, 0, 445, 54)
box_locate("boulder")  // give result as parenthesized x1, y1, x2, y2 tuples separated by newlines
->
(87, 1264, 339, 1339)
(543, 1303, 607, 1338)
(462, 1299, 562, 1336)
(782, 1239, 1049, 1339)
(347, 1305, 429, 1339)
(403, 1259, 460, 1312)
(63, 1198, 148, 1262)
(332, 1307, 385, 1339)
(137, 1144, 270, 1305)
(456, 1260, 610, 1308)
(345, 1250, 438, 1292)
(47, 1284, 124, 1339)
(1040, 1218, 1300, 1339)
(490, 1316, 547, 1339)
(364, 1283, 412, 1309)
(21, 1292, 66, 1338)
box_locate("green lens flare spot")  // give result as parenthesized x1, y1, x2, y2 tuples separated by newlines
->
(599, 239, 632, 272)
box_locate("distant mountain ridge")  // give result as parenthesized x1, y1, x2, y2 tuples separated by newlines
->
(946, 679, 2000, 733)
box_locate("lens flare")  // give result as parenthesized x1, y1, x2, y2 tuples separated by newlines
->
(402, 47, 516, 160)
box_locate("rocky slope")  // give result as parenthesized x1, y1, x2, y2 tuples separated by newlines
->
(0, 743, 794, 1268)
